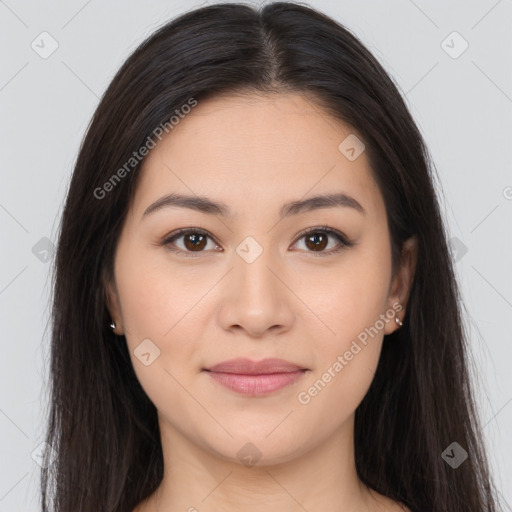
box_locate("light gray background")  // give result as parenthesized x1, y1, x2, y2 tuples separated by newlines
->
(1, 0, 511, 510)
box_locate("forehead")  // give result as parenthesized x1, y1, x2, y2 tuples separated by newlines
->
(131, 92, 384, 221)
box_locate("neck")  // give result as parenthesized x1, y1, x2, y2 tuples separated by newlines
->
(137, 413, 383, 512)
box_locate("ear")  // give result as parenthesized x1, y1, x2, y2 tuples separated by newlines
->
(384, 236, 418, 335)
(104, 275, 124, 335)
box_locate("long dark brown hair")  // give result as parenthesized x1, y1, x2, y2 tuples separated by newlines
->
(41, 2, 503, 511)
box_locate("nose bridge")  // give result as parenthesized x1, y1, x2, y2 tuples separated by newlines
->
(234, 234, 283, 303)
(218, 233, 295, 335)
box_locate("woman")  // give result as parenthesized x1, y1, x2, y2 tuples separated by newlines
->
(41, 2, 502, 511)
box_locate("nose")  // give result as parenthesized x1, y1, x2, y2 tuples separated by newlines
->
(217, 245, 295, 338)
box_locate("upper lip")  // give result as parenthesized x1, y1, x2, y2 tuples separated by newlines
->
(204, 358, 306, 375)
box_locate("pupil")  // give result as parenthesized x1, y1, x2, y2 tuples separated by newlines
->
(307, 233, 327, 251)
(186, 233, 206, 251)
(182, 232, 329, 252)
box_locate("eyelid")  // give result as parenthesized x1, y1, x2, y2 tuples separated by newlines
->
(160, 227, 220, 258)
(293, 225, 352, 248)
(160, 225, 354, 257)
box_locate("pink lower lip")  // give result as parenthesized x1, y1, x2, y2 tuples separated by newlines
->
(206, 370, 306, 396)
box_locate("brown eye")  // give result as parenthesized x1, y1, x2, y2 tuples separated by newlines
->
(293, 227, 353, 256)
(304, 232, 329, 252)
(182, 232, 208, 251)
(162, 228, 219, 257)
(162, 226, 353, 258)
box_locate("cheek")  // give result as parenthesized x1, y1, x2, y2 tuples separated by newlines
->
(114, 253, 205, 410)
(295, 338, 381, 444)
(112, 246, 196, 393)
(294, 295, 388, 439)
(305, 241, 392, 348)
(115, 243, 201, 340)
(295, 236, 391, 409)
(118, 269, 172, 338)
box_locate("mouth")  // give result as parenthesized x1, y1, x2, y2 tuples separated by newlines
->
(203, 357, 308, 396)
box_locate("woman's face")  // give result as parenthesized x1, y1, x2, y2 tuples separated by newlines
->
(107, 92, 415, 465)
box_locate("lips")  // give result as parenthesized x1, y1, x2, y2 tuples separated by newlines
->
(203, 358, 308, 396)
(205, 357, 305, 375)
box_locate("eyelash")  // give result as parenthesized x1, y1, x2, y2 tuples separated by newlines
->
(160, 225, 354, 258)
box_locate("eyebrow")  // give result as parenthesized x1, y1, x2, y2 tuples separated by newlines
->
(141, 191, 365, 220)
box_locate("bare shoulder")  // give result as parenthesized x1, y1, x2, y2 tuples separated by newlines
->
(368, 488, 411, 512)
(381, 498, 410, 512)
(131, 500, 151, 512)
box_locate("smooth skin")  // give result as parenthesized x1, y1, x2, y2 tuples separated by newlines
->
(106, 92, 416, 512)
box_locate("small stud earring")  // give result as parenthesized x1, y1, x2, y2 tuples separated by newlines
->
(395, 317, 403, 327)
(110, 320, 116, 331)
